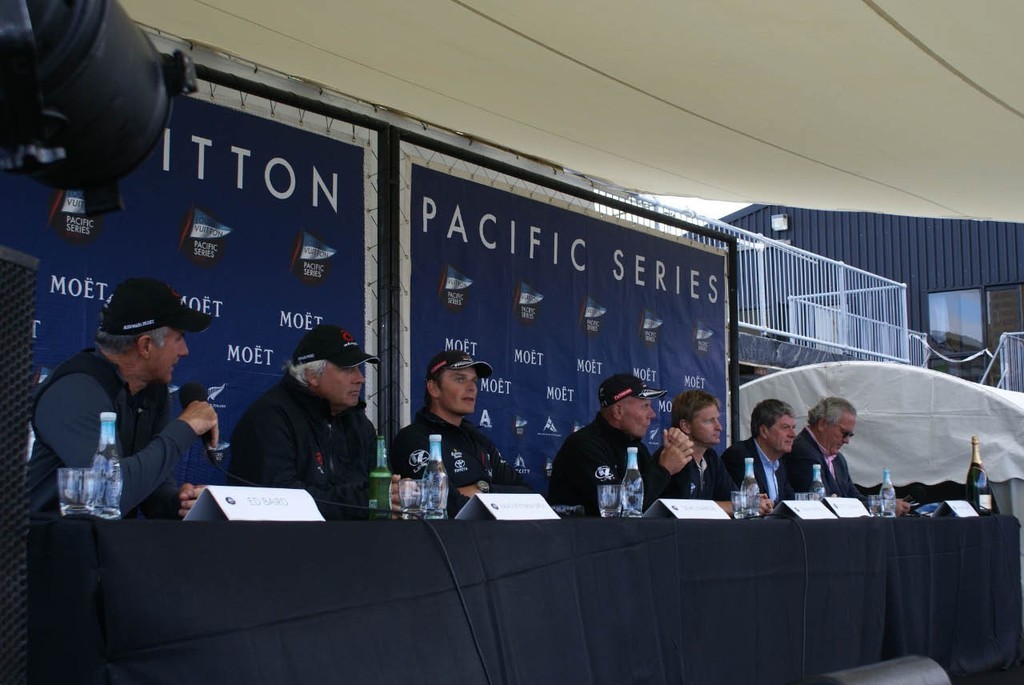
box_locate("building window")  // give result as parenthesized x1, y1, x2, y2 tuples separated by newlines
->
(928, 289, 984, 380)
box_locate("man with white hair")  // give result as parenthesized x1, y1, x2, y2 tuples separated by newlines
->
(230, 324, 387, 520)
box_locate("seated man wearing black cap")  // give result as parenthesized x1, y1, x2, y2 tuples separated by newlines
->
(230, 324, 387, 520)
(547, 373, 694, 516)
(27, 277, 220, 518)
(390, 350, 529, 517)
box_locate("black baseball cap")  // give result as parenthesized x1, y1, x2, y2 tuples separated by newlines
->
(599, 373, 666, 407)
(425, 350, 492, 380)
(100, 278, 211, 335)
(292, 325, 379, 367)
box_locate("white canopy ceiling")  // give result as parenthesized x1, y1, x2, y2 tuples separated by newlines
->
(122, 1, 1024, 222)
(738, 361, 1024, 486)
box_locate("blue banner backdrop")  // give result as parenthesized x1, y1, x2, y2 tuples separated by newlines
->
(1, 96, 369, 485)
(407, 163, 727, 494)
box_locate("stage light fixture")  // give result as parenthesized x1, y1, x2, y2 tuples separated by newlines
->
(0, 0, 196, 213)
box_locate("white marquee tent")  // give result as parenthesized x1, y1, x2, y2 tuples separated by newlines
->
(122, 0, 1024, 222)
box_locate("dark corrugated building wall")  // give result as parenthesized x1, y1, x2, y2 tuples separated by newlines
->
(722, 204, 1024, 377)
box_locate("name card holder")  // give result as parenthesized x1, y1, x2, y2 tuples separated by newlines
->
(643, 498, 730, 519)
(773, 499, 838, 520)
(184, 485, 325, 521)
(822, 496, 871, 518)
(455, 493, 561, 520)
(933, 500, 979, 517)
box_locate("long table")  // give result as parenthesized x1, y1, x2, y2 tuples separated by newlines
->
(28, 514, 1021, 684)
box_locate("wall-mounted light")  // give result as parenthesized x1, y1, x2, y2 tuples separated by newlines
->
(770, 213, 789, 232)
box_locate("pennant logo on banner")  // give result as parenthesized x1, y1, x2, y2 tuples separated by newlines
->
(290, 230, 336, 285)
(572, 420, 586, 433)
(639, 308, 663, 346)
(579, 296, 606, 336)
(513, 415, 528, 438)
(513, 281, 544, 324)
(47, 189, 104, 243)
(539, 416, 562, 438)
(693, 320, 714, 353)
(179, 206, 233, 266)
(513, 454, 531, 475)
(438, 264, 472, 311)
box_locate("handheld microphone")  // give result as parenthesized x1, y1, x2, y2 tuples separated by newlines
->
(178, 381, 224, 463)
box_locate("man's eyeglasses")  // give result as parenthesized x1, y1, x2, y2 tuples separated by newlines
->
(840, 428, 855, 439)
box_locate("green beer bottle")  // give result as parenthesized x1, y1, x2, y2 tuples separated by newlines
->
(369, 436, 392, 520)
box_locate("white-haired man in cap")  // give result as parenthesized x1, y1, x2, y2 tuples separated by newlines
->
(547, 373, 694, 516)
(27, 277, 219, 518)
(390, 350, 529, 517)
(231, 324, 391, 520)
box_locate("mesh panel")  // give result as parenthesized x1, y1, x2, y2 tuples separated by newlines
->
(0, 246, 37, 685)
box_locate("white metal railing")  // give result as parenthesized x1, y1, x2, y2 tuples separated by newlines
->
(624, 200, 910, 363)
(980, 332, 1024, 392)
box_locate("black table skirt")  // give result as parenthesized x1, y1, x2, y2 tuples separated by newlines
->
(28, 515, 1021, 685)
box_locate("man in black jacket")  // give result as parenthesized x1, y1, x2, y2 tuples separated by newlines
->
(722, 398, 796, 510)
(27, 277, 219, 518)
(390, 350, 528, 517)
(230, 325, 386, 520)
(547, 373, 693, 516)
(656, 390, 736, 513)
(783, 396, 911, 515)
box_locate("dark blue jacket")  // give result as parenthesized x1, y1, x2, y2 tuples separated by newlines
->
(654, 447, 736, 502)
(721, 437, 795, 504)
(783, 428, 865, 501)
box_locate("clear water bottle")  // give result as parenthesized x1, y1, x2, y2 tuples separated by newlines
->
(90, 411, 122, 519)
(741, 457, 760, 517)
(621, 446, 644, 517)
(421, 433, 449, 520)
(879, 468, 896, 518)
(810, 464, 826, 501)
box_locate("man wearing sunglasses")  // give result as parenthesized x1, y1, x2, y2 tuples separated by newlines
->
(785, 397, 861, 500)
(785, 397, 910, 515)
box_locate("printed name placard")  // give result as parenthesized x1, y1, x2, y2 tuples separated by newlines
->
(643, 498, 731, 519)
(934, 500, 979, 518)
(823, 496, 871, 518)
(774, 499, 838, 520)
(184, 485, 325, 522)
(455, 493, 560, 520)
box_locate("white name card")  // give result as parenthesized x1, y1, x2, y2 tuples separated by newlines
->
(823, 496, 871, 518)
(184, 485, 325, 522)
(934, 500, 979, 517)
(455, 493, 561, 520)
(774, 499, 838, 519)
(643, 498, 730, 519)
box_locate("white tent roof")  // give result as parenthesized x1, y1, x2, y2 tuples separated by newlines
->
(122, 1, 1024, 222)
(738, 361, 1024, 486)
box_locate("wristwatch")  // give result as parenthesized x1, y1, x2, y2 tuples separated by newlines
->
(475, 480, 491, 493)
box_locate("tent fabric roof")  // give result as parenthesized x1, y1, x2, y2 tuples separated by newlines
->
(738, 361, 1024, 486)
(122, 1, 1024, 222)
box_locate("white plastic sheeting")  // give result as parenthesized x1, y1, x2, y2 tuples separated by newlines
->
(738, 361, 1024, 486)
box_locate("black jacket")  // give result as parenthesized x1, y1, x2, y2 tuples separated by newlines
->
(27, 349, 195, 517)
(654, 446, 736, 502)
(547, 412, 670, 516)
(783, 428, 865, 501)
(390, 408, 527, 516)
(721, 437, 795, 504)
(230, 373, 377, 520)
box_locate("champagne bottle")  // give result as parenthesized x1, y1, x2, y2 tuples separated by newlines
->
(810, 464, 826, 501)
(741, 457, 760, 517)
(368, 436, 392, 520)
(89, 411, 122, 519)
(421, 434, 449, 519)
(966, 435, 992, 514)
(879, 468, 896, 517)
(620, 446, 644, 517)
